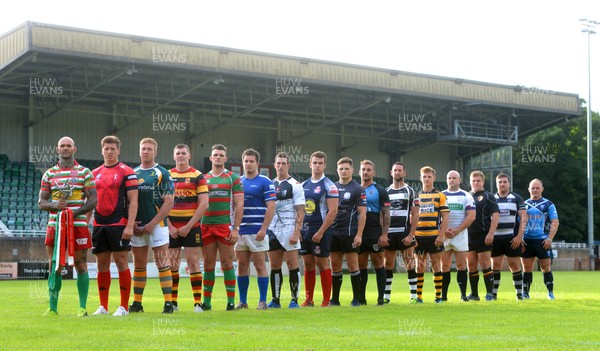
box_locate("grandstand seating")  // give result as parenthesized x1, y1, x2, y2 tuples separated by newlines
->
(0, 155, 48, 234)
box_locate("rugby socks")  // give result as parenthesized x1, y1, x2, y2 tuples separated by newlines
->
(304, 269, 316, 302)
(359, 269, 368, 303)
(171, 270, 180, 306)
(543, 271, 554, 293)
(512, 270, 523, 298)
(469, 270, 480, 297)
(224, 268, 236, 305)
(270, 269, 283, 303)
(320, 268, 332, 304)
(203, 269, 215, 307)
(190, 272, 203, 305)
(416, 272, 424, 299)
(433, 272, 443, 299)
(237, 275, 250, 305)
(97, 271, 111, 309)
(77, 271, 89, 309)
(258, 276, 269, 303)
(384, 269, 394, 301)
(492, 270, 501, 298)
(457, 269, 468, 297)
(483, 268, 494, 295)
(48, 272, 62, 312)
(523, 272, 533, 296)
(441, 271, 451, 300)
(132, 268, 147, 303)
(158, 266, 173, 303)
(331, 271, 343, 303)
(289, 268, 300, 302)
(118, 269, 131, 309)
(407, 269, 418, 299)
(375, 267, 386, 301)
(350, 270, 361, 302)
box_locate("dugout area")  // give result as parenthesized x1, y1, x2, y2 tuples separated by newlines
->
(0, 21, 581, 237)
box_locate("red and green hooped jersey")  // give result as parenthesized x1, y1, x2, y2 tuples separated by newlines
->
(202, 169, 243, 225)
(41, 162, 95, 227)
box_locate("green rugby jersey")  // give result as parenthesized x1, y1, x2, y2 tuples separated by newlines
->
(134, 164, 174, 226)
(202, 169, 243, 225)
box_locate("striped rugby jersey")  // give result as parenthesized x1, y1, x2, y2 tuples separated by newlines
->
(494, 192, 526, 237)
(202, 169, 243, 226)
(41, 162, 95, 227)
(240, 174, 276, 235)
(387, 184, 417, 234)
(168, 167, 208, 229)
(415, 189, 449, 237)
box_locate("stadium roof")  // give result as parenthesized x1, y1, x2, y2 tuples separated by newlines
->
(0, 21, 581, 157)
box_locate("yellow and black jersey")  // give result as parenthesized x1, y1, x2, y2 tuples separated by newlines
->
(415, 189, 449, 236)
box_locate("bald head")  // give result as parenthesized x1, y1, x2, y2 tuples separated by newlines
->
(57, 136, 75, 147)
(446, 170, 462, 191)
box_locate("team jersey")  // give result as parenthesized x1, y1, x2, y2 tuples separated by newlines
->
(363, 183, 391, 237)
(240, 174, 276, 235)
(387, 184, 416, 234)
(332, 179, 366, 236)
(269, 176, 305, 229)
(302, 176, 339, 232)
(134, 164, 175, 226)
(469, 190, 500, 234)
(168, 167, 208, 229)
(443, 189, 475, 237)
(202, 169, 243, 226)
(415, 189, 449, 237)
(494, 192, 526, 237)
(41, 162, 95, 228)
(524, 197, 559, 240)
(92, 162, 138, 226)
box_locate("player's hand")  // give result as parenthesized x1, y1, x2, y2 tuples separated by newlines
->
(543, 238, 552, 250)
(378, 235, 389, 247)
(290, 231, 300, 245)
(402, 235, 414, 247)
(122, 225, 134, 240)
(168, 226, 179, 239)
(312, 231, 323, 243)
(510, 236, 523, 250)
(256, 229, 267, 241)
(133, 221, 144, 236)
(484, 233, 494, 246)
(226, 228, 239, 244)
(353, 235, 362, 248)
(434, 235, 444, 247)
(142, 220, 157, 235)
(178, 225, 191, 238)
(55, 199, 68, 211)
(445, 228, 456, 239)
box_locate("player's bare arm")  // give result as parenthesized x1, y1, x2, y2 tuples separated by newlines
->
(378, 207, 390, 247)
(124, 189, 138, 240)
(179, 192, 208, 237)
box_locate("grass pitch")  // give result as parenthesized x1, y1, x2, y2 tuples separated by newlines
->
(2, 271, 599, 350)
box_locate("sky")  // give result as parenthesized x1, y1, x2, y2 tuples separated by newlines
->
(1, 0, 600, 112)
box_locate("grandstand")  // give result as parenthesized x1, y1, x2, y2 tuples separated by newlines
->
(0, 154, 47, 235)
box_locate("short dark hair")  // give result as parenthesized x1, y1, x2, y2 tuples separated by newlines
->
(101, 135, 121, 149)
(242, 148, 260, 163)
(337, 157, 353, 166)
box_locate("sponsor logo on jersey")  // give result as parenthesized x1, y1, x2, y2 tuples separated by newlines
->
(314, 186, 321, 194)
